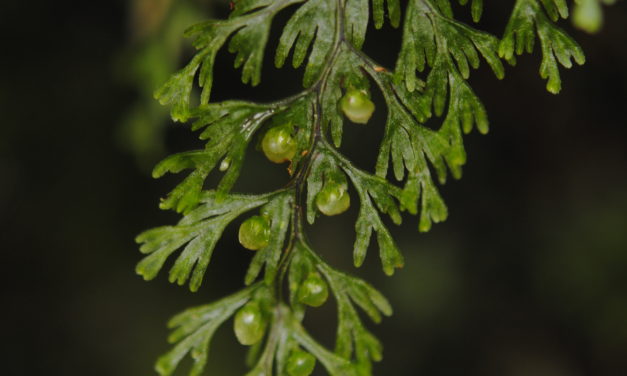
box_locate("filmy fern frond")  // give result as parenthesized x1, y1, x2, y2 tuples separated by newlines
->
(136, 0, 600, 374)
(155, 285, 257, 376)
(153, 101, 274, 213)
(136, 191, 274, 291)
(292, 243, 393, 373)
(275, 0, 338, 87)
(155, 0, 303, 121)
(499, 0, 585, 93)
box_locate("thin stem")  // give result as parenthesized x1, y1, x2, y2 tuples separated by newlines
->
(273, 0, 348, 301)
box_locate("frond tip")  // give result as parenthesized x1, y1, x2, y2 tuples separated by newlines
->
(499, 0, 585, 94)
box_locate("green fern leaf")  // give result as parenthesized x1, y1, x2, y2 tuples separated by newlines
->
(275, 0, 337, 87)
(499, 0, 585, 93)
(136, 191, 271, 291)
(155, 286, 257, 376)
(154, 101, 274, 213)
(155, 0, 301, 121)
(310, 249, 390, 371)
(138, 0, 599, 374)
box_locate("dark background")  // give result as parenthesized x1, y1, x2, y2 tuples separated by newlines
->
(2, 1, 627, 375)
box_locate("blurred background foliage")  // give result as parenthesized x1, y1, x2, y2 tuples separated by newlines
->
(1, 1, 626, 375)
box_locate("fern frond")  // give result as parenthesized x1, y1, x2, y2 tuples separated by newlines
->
(136, 0, 598, 374)
(155, 285, 258, 376)
(155, 0, 303, 121)
(275, 0, 338, 87)
(499, 0, 585, 93)
(136, 191, 274, 291)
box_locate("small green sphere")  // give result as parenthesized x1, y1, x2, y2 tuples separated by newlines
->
(298, 274, 329, 307)
(233, 302, 266, 346)
(262, 126, 297, 163)
(340, 89, 375, 124)
(315, 183, 350, 216)
(239, 216, 271, 250)
(573, 1, 602, 34)
(286, 350, 316, 376)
